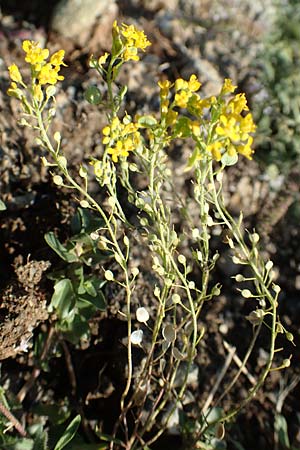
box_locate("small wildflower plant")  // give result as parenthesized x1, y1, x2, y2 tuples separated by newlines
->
(7, 22, 291, 450)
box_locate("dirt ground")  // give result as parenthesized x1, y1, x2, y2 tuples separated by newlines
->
(0, 1, 299, 449)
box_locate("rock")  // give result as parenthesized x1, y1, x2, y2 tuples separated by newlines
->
(50, 0, 116, 44)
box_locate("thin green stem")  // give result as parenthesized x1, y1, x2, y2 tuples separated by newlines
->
(196, 161, 279, 436)
(35, 106, 134, 435)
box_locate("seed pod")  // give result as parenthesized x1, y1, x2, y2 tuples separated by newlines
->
(162, 324, 176, 342)
(85, 86, 102, 105)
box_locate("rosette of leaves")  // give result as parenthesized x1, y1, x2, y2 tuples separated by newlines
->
(45, 208, 109, 344)
(253, 0, 300, 172)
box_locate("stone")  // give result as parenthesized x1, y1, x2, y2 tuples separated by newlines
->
(50, 0, 115, 42)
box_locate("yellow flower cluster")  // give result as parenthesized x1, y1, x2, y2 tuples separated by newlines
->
(158, 80, 178, 126)
(7, 40, 66, 102)
(212, 85, 256, 161)
(23, 40, 49, 70)
(23, 40, 66, 86)
(158, 74, 256, 163)
(113, 21, 151, 61)
(172, 74, 217, 119)
(174, 74, 201, 109)
(102, 116, 141, 162)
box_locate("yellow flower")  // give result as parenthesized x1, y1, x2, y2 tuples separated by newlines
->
(188, 74, 201, 92)
(187, 94, 205, 115)
(7, 81, 17, 94)
(112, 23, 151, 62)
(174, 90, 191, 108)
(121, 23, 151, 52)
(240, 113, 256, 134)
(123, 46, 139, 61)
(102, 126, 111, 144)
(38, 63, 64, 85)
(189, 120, 201, 137)
(33, 84, 43, 102)
(22, 40, 49, 69)
(175, 75, 200, 93)
(102, 117, 121, 144)
(207, 142, 222, 161)
(8, 64, 23, 83)
(229, 93, 249, 114)
(158, 79, 172, 99)
(237, 136, 254, 160)
(175, 78, 188, 91)
(102, 115, 140, 162)
(98, 52, 109, 65)
(50, 50, 67, 67)
(221, 78, 237, 94)
(7, 82, 22, 99)
(112, 20, 120, 36)
(174, 75, 201, 111)
(216, 115, 240, 141)
(158, 80, 172, 91)
(107, 140, 129, 162)
(122, 122, 139, 136)
(111, 116, 121, 129)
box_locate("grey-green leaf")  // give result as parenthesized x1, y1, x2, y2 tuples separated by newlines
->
(54, 414, 81, 450)
(45, 232, 78, 263)
(50, 279, 76, 319)
(274, 413, 290, 448)
(221, 152, 238, 166)
(137, 115, 158, 127)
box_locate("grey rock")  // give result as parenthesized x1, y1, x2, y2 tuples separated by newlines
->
(50, 0, 115, 40)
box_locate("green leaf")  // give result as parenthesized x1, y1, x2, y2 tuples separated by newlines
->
(173, 117, 192, 138)
(0, 200, 6, 211)
(50, 279, 76, 320)
(54, 415, 81, 450)
(274, 413, 290, 449)
(187, 147, 200, 168)
(60, 313, 90, 344)
(118, 85, 128, 101)
(83, 279, 97, 297)
(78, 291, 106, 311)
(221, 152, 238, 166)
(14, 439, 34, 450)
(32, 428, 48, 450)
(85, 86, 102, 105)
(71, 264, 85, 288)
(70, 208, 103, 235)
(45, 232, 78, 263)
(137, 115, 158, 128)
(79, 277, 106, 310)
(94, 432, 123, 446)
(205, 407, 223, 424)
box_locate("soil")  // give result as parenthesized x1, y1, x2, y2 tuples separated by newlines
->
(0, 1, 300, 449)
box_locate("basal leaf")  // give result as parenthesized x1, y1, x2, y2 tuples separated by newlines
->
(54, 415, 81, 450)
(50, 279, 76, 319)
(45, 232, 78, 263)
